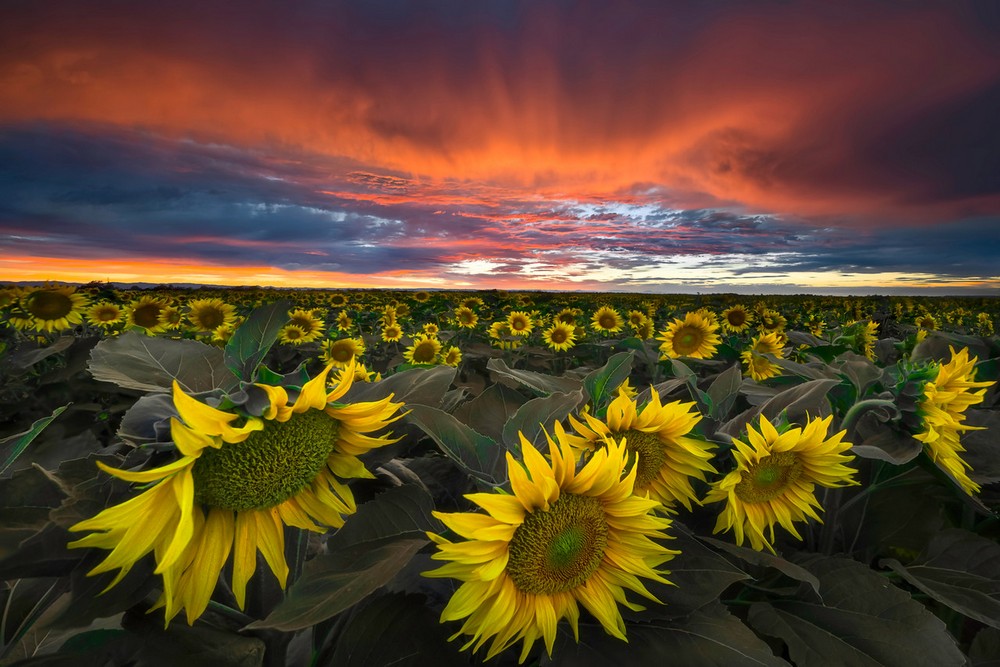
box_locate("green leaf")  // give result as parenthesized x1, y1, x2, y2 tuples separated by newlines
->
(699, 536, 821, 596)
(501, 389, 584, 456)
(707, 363, 742, 420)
(747, 555, 965, 667)
(326, 484, 439, 551)
(223, 300, 291, 383)
(406, 405, 504, 485)
(89, 332, 238, 394)
(485, 358, 582, 396)
(969, 627, 1000, 667)
(1, 405, 69, 476)
(799, 344, 851, 363)
(348, 365, 457, 407)
(247, 536, 427, 632)
(8, 336, 76, 371)
(323, 593, 468, 667)
(718, 378, 840, 440)
(453, 383, 527, 442)
(115, 394, 174, 445)
(553, 602, 788, 666)
(832, 353, 883, 395)
(880, 529, 1000, 629)
(583, 351, 633, 412)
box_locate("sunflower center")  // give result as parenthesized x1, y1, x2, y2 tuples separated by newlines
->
(550, 328, 568, 344)
(27, 291, 73, 320)
(727, 311, 746, 326)
(621, 429, 668, 490)
(331, 344, 355, 362)
(506, 493, 608, 595)
(735, 452, 802, 503)
(412, 341, 437, 363)
(674, 327, 704, 355)
(94, 306, 119, 322)
(195, 307, 226, 329)
(132, 303, 163, 328)
(599, 314, 617, 329)
(192, 409, 338, 511)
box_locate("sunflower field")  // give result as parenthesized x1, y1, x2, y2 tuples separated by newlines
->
(1, 282, 999, 666)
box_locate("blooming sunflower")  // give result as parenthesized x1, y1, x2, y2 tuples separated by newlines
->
(413, 290, 431, 303)
(279, 324, 308, 345)
(507, 311, 533, 336)
(442, 346, 462, 367)
(328, 293, 349, 308)
(591, 306, 624, 335)
(460, 296, 484, 310)
(321, 337, 366, 368)
(555, 308, 578, 325)
(704, 415, 857, 553)
(627, 310, 648, 330)
(741, 332, 784, 382)
(68, 360, 403, 624)
(543, 322, 576, 352)
(335, 311, 352, 331)
(186, 298, 237, 333)
(757, 309, 787, 335)
(915, 314, 937, 330)
(286, 308, 325, 344)
(424, 428, 675, 663)
(454, 306, 478, 329)
(405, 334, 442, 364)
(125, 295, 171, 334)
(85, 301, 124, 329)
(565, 389, 714, 510)
(721, 305, 752, 333)
(19, 283, 89, 332)
(913, 347, 995, 495)
(423, 323, 440, 336)
(656, 311, 721, 359)
(381, 323, 403, 343)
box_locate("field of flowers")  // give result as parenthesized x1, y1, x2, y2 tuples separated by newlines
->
(1, 282, 999, 666)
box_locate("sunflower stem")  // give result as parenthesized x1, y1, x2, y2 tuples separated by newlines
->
(838, 398, 898, 439)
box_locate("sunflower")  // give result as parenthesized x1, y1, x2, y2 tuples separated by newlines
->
(212, 322, 238, 344)
(721, 305, 752, 333)
(186, 298, 237, 333)
(157, 306, 183, 330)
(423, 323, 440, 336)
(381, 306, 398, 327)
(126, 295, 171, 334)
(424, 427, 675, 663)
(757, 309, 787, 335)
(19, 283, 89, 332)
(460, 296, 484, 309)
(442, 346, 462, 367)
(627, 310, 648, 330)
(507, 311, 533, 336)
(542, 322, 576, 352)
(591, 306, 624, 335)
(915, 314, 937, 330)
(555, 308, 578, 326)
(412, 290, 431, 303)
(912, 347, 995, 495)
(704, 415, 858, 553)
(286, 308, 325, 344)
(657, 311, 721, 359)
(85, 302, 123, 329)
(405, 334, 442, 364)
(279, 324, 308, 345)
(565, 389, 714, 510)
(321, 337, 366, 369)
(454, 306, 478, 329)
(741, 333, 784, 382)
(329, 293, 349, 308)
(381, 323, 403, 343)
(68, 360, 404, 624)
(335, 311, 352, 332)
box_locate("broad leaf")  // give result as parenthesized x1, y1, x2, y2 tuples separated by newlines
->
(748, 555, 964, 667)
(115, 394, 174, 445)
(8, 336, 75, 371)
(501, 390, 584, 455)
(707, 363, 742, 420)
(223, 300, 290, 383)
(453, 383, 527, 442)
(969, 627, 1000, 667)
(881, 529, 1000, 629)
(1, 404, 69, 476)
(583, 351, 633, 412)
(327, 484, 439, 551)
(349, 365, 457, 407)
(553, 602, 788, 666)
(699, 536, 821, 596)
(407, 405, 504, 485)
(89, 332, 237, 393)
(486, 358, 582, 396)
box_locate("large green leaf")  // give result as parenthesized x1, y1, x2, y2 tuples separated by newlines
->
(881, 529, 1000, 629)
(748, 555, 965, 667)
(485, 358, 582, 396)
(707, 363, 743, 420)
(89, 332, 237, 393)
(1, 405, 69, 477)
(453, 383, 527, 442)
(552, 602, 787, 666)
(582, 351, 633, 413)
(348, 365, 457, 407)
(407, 405, 504, 485)
(969, 627, 1000, 667)
(8, 336, 75, 371)
(223, 300, 290, 383)
(699, 537, 820, 596)
(321, 593, 468, 667)
(326, 484, 439, 551)
(501, 390, 584, 455)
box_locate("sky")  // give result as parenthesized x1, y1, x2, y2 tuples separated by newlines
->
(1, 0, 999, 294)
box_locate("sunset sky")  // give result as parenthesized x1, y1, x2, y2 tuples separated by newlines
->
(2, 1, 999, 293)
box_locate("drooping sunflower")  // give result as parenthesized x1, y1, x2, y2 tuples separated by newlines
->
(741, 332, 784, 382)
(85, 301, 124, 329)
(565, 388, 714, 510)
(507, 311, 533, 336)
(424, 428, 676, 663)
(721, 305, 752, 333)
(186, 298, 237, 333)
(542, 322, 576, 352)
(321, 337, 366, 368)
(125, 295, 171, 334)
(286, 308, 325, 344)
(405, 334, 442, 364)
(454, 306, 478, 329)
(69, 360, 403, 624)
(704, 415, 858, 553)
(590, 306, 624, 335)
(19, 283, 90, 332)
(656, 311, 721, 359)
(912, 346, 995, 495)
